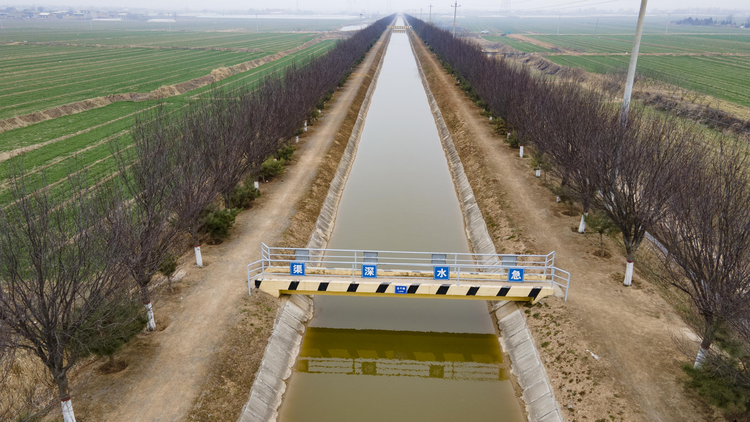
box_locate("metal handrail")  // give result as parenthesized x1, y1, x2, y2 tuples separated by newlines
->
(247, 244, 571, 300)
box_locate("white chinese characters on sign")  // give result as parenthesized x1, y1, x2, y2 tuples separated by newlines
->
(362, 264, 377, 278)
(290, 262, 305, 276)
(508, 268, 525, 282)
(434, 266, 450, 280)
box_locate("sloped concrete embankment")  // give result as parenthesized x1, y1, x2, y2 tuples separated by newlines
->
(306, 31, 391, 253)
(236, 29, 392, 422)
(408, 30, 565, 422)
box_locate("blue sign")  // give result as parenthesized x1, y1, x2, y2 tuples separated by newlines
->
(395, 285, 407, 294)
(290, 262, 305, 276)
(434, 266, 450, 280)
(508, 268, 525, 282)
(362, 264, 377, 278)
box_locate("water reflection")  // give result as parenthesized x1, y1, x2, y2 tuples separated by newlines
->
(298, 328, 507, 382)
(281, 328, 523, 422)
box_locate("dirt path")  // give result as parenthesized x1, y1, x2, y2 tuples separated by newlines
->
(64, 32, 390, 422)
(411, 32, 720, 422)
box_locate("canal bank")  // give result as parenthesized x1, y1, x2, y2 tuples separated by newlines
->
(280, 24, 526, 422)
(241, 18, 562, 422)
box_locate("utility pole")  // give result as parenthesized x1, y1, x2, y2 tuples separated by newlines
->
(557, 14, 561, 35)
(620, 0, 648, 126)
(451, 1, 461, 37)
(594, 17, 599, 34)
(429, 4, 433, 23)
(665, 13, 670, 34)
(256, 14, 258, 32)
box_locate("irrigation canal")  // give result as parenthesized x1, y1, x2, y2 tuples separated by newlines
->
(277, 19, 525, 421)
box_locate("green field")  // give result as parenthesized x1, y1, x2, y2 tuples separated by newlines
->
(483, 35, 551, 52)
(0, 46, 267, 119)
(529, 34, 750, 54)
(439, 15, 750, 35)
(0, 38, 338, 203)
(547, 55, 750, 107)
(464, 14, 750, 109)
(0, 16, 363, 40)
(2, 30, 316, 49)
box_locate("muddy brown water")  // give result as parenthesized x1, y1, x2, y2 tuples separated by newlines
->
(277, 30, 524, 422)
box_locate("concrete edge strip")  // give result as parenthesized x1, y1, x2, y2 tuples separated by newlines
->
(237, 29, 393, 422)
(307, 29, 393, 253)
(495, 301, 565, 421)
(407, 30, 565, 422)
(237, 294, 315, 422)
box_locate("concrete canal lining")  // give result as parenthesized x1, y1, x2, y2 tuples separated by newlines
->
(240, 18, 563, 422)
(408, 29, 564, 422)
(236, 26, 392, 422)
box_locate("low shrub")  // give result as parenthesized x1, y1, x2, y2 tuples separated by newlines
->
(259, 157, 286, 181)
(203, 207, 241, 242)
(276, 144, 296, 162)
(683, 363, 750, 415)
(506, 131, 519, 149)
(230, 182, 261, 209)
(491, 117, 507, 135)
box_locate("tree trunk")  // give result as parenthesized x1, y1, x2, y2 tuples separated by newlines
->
(194, 244, 203, 267)
(578, 212, 588, 234)
(623, 249, 635, 286)
(56, 373, 76, 422)
(141, 285, 156, 331)
(600, 233, 605, 255)
(695, 319, 716, 368)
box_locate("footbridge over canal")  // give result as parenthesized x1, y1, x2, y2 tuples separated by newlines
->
(247, 244, 571, 303)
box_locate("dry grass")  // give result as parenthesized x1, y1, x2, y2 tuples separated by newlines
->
(186, 292, 279, 421)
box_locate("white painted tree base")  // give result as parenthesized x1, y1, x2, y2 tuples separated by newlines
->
(61, 398, 76, 422)
(624, 261, 634, 286)
(578, 213, 587, 233)
(535, 169, 541, 178)
(694, 346, 708, 368)
(145, 302, 156, 331)
(194, 246, 203, 267)
(519, 145, 524, 158)
(253, 181, 260, 190)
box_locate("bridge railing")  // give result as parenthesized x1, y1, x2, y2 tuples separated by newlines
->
(247, 243, 571, 300)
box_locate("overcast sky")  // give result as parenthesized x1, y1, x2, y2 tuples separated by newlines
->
(9, 0, 750, 15)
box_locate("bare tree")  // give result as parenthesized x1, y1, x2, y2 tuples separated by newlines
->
(108, 107, 183, 331)
(0, 169, 129, 422)
(590, 111, 696, 286)
(653, 138, 750, 367)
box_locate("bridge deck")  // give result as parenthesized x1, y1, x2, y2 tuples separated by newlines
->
(253, 274, 553, 303)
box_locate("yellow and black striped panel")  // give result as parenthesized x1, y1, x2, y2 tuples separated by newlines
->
(253, 279, 553, 303)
